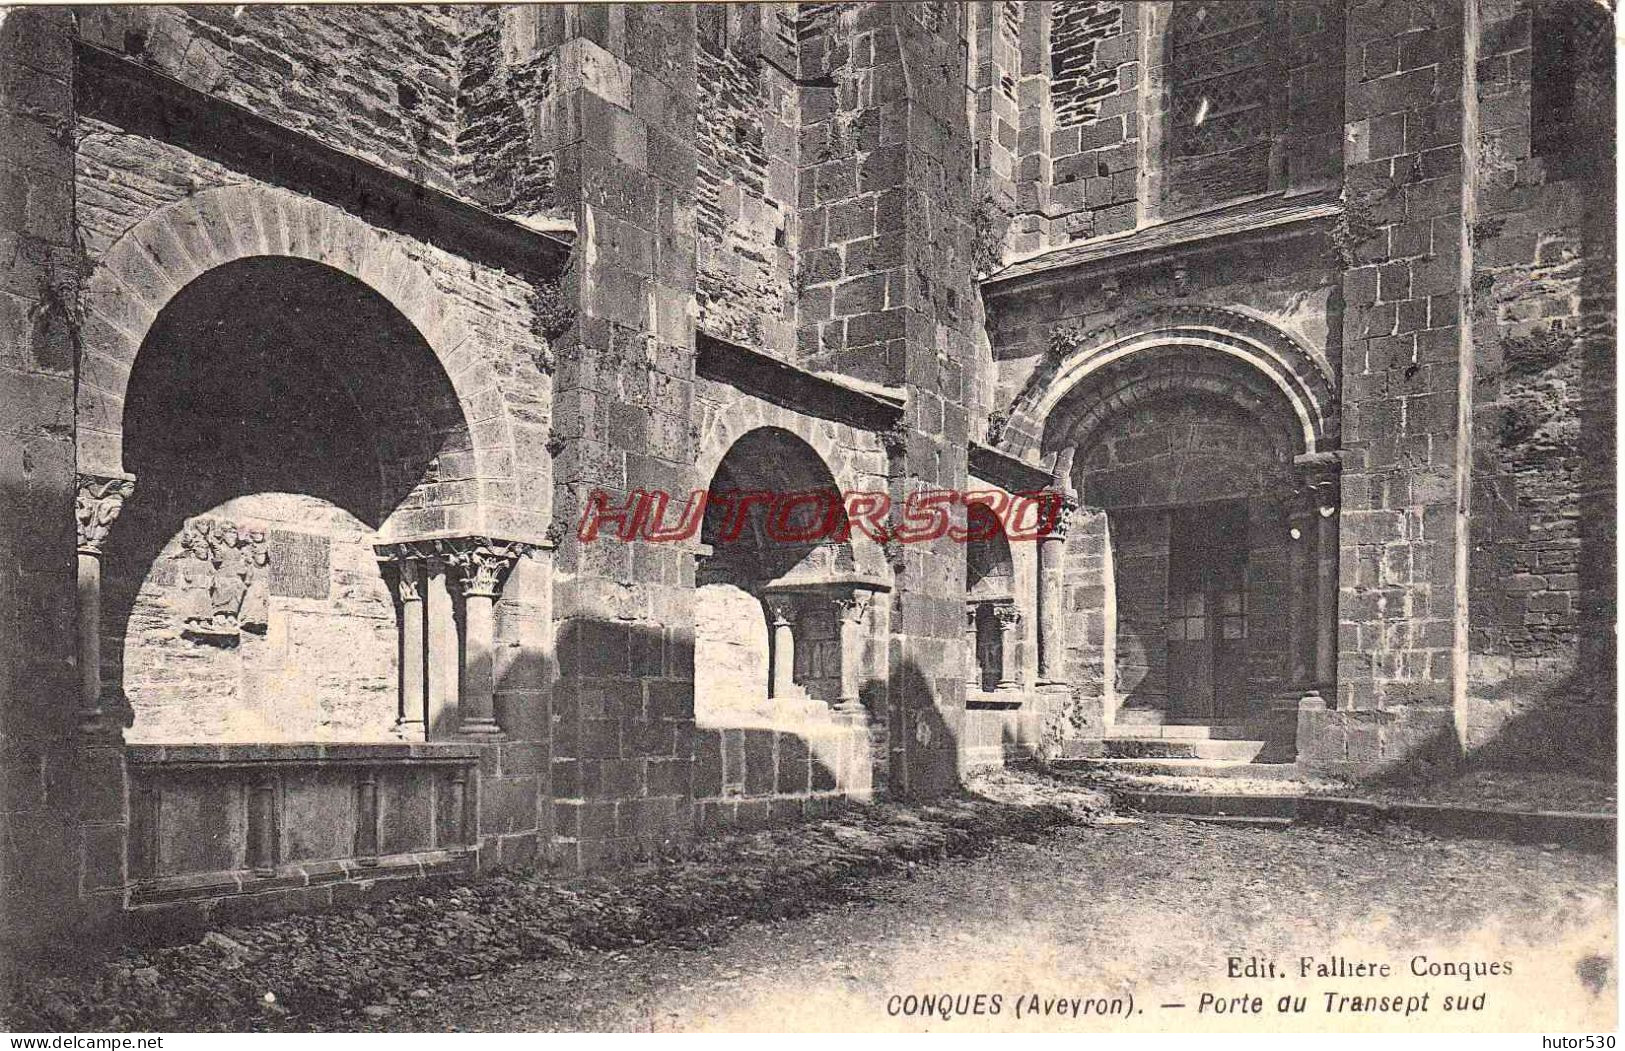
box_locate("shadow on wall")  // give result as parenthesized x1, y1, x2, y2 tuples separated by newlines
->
(549, 611, 963, 863)
(105, 258, 469, 743)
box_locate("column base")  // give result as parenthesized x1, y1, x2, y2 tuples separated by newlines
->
(1035, 680, 1070, 693)
(394, 719, 427, 739)
(832, 698, 867, 723)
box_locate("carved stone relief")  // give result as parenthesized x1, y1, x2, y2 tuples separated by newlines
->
(176, 517, 270, 640)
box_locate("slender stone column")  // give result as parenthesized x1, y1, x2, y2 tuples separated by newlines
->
(74, 474, 135, 732)
(376, 550, 428, 738)
(425, 557, 459, 735)
(767, 598, 800, 700)
(1287, 504, 1316, 690)
(833, 589, 876, 717)
(1292, 455, 1342, 703)
(445, 539, 529, 737)
(1315, 504, 1340, 692)
(1036, 504, 1074, 686)
(992, 601, 1024, 692)
(964, 603, 982, 691)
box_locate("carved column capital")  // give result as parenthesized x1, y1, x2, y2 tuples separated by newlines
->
(1038, 497, 1080, 543)
(833, 589, 876, 626)
(766, 597, 800, 627)
(991, 602, 1023, 629)
(439, 536, 533, 599)
(374, 544, 427, 602)
(1292, 452, 1342, 516)
(76, 474, 135, 555)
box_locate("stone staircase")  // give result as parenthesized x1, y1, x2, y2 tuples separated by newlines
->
(1054, 708, 1297, 778)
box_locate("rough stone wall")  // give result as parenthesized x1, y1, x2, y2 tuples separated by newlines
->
(0, 9, 123, 947)
(1046, 0, 1138, 243)
(795, 4, 982, 794)
(117, 495, 398, 744)
(967, 0, 1023, 253)
(1462, 0, 1614, 768)
(1146, 0, 1344, 218)
(1061, 508, 1115, 731)
(694, 5, 798, 357)
(535, 6, 703, 869)
(454, 6, 563, 224)
(1312, 0, 1473, 770)
(690, 722, 872, 832)
(75, 6, 463, 194)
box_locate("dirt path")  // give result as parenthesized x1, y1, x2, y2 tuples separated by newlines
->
(394, 818, 1616, 1033)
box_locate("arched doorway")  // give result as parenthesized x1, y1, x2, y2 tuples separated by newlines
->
(107, 257, 472, 742)
(1034, 330, 1338, 752)
(694, 427, 860, 723)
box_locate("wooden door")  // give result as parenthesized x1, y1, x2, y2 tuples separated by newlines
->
(1166, 502, 1249, 723)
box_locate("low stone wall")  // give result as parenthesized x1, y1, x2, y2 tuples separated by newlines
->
(1294, 699, 1458, 777)
(125, 742, 481, 931)
(963, 693, 1042, 769)
(691, 718, 872, 831)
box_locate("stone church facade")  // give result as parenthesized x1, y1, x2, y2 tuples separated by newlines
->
(1, 0, 1613, 946)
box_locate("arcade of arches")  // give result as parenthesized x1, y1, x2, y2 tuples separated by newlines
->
(6, 0, 1612, 946)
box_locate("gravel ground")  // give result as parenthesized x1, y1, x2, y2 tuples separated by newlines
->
(1057, 766, 1617, 814)
(391, 818, 1616, 1033)
(1342, 771, 1617, 814)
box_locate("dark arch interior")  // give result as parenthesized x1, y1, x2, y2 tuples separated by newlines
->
(107, 256, 470, 736)
(700, 426, 853, 584)
(965, 503, 1013, 598)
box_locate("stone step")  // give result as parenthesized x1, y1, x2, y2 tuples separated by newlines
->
(1102, 737, 1267, 761)
(1146, 813, 1297, 830)
(1051, 757, 1307, 780)
(1105, 724, 1254, 740)
(1113, 790, 1301, 817)
(1112, 709, 1167, 726)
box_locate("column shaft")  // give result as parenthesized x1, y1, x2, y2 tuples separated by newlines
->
(1037, 534, 1066, 684)
(460, 590, 501, 734)
(1315, 511, 1339, 689)
(1288, 511, 1314, 688)
(77, 552, 101, 727)
(771, 615, 796, 699)
(964, 604, 981, 691)
(426, 559, 459, 736)
(994, 604, 1023, 691)
(397, 559, 427, 736)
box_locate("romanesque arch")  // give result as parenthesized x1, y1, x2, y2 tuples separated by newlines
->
(1000, 306, 1339, 752)
(997, 305, 1338, 461)
(695, 397, 890, 582)
(76, 182, 553, 541)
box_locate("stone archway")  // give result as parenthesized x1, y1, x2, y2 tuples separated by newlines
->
(1015, 310, 1340, 755)
(997, 305, 1338, 462)
(694, 426, 879, 726)
(76, 183, 552, 540)
(108, 257, 482, 742)
(72, 183, 557, 742)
